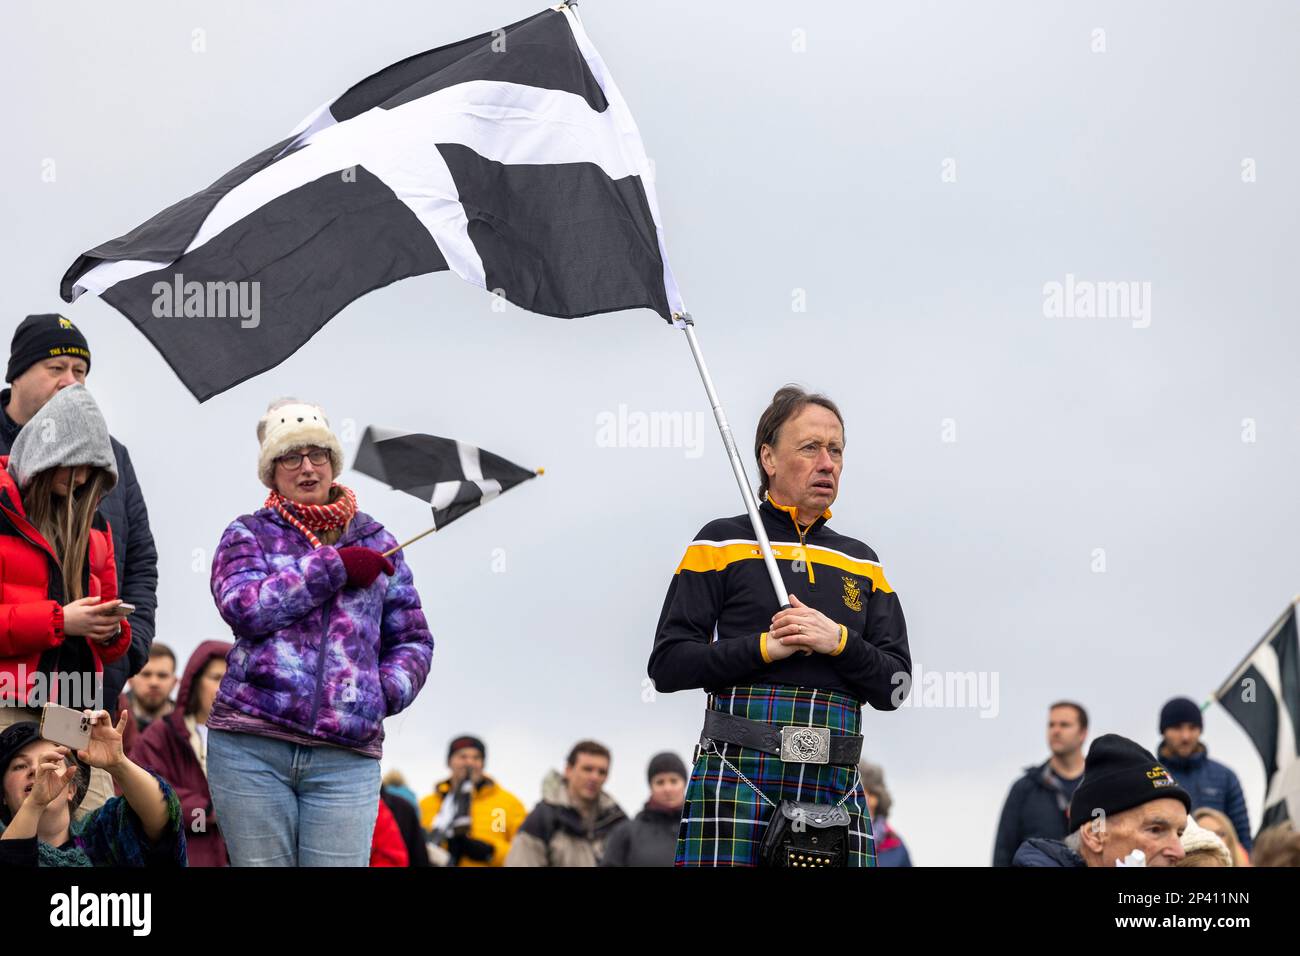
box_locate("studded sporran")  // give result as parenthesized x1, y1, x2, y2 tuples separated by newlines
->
(758, 800, 851, 868)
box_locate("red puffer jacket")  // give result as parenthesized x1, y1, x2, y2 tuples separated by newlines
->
(0, 457, 131, 707)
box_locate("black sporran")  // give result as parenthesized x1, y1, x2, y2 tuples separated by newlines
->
(758, 800, 850, 868)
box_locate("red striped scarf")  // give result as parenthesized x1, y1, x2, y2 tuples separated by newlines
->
(264, 484, 358, 548)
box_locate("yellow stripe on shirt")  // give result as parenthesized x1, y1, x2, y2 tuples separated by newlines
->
(674, 541, 893, 593)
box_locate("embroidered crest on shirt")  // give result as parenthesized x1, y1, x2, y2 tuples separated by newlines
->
(842, 576, 863, 612)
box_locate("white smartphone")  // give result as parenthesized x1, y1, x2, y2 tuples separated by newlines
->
(39, 703, 92, 751)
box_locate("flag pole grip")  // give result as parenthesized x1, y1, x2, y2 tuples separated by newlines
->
(679, 314, 791, 609)
(382, 525, 438, 558)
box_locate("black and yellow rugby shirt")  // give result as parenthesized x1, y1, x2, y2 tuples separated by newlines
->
(649, 495, 911, 709)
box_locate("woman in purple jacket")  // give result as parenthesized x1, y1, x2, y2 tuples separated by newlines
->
(205, 398, 433, 866)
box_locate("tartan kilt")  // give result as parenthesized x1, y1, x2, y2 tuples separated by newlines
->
(675, 683, 874, 867)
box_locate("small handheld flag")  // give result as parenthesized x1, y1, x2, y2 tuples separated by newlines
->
(352, 426, 540, 554)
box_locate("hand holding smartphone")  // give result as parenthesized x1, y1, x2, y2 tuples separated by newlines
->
(39, 703, 92, 751)
(62, 598, 131, 639)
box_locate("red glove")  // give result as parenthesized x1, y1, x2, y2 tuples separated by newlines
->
(337, 546, 395, 589)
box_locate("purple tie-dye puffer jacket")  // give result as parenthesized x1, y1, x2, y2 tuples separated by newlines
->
(207, 507, 433, 751)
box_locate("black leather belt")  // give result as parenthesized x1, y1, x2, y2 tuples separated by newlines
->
(701, 710, 863, 766)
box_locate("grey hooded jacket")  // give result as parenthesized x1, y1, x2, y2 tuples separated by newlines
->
(7, 384, 117, 491)
(0, 383, 157, 707)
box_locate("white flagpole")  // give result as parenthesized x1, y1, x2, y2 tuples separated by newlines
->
(678, 313, 791, 609)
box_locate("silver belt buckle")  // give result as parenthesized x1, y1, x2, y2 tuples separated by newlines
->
(780, 726, 830, 764)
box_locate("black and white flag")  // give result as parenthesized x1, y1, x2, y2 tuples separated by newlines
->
(1214, 599, 1300, 834)
(352, 426, 538, 531)
(61, 5, 683, 401)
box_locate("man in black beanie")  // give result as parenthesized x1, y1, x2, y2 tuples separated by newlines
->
(0, 314, 158, 818)
(1013, 734, 1191, 867)
(1157, 696, 1253, 853)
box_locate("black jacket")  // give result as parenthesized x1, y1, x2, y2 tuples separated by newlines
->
(380, 788, 431, 867)
(0, 389, 158, 707)
(993, 760, 1075, 867)
(600, 803, 680, 867)
(649, 496, 910, 707)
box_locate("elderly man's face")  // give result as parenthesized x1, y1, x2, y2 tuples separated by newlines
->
(761, 404, 844, 520)
(1080, 799, 1188, 867)
(8, 357, 88, 424)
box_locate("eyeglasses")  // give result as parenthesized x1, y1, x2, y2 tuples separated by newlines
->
(276, 449, 330, 470)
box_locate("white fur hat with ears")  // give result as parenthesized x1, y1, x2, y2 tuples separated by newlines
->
(256, 397, 344, 489)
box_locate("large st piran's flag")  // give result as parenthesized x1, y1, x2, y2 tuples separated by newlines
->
(61, 6, 683, 401)
(1213, 600, 1300, 836)
(352, 426, 538, 531)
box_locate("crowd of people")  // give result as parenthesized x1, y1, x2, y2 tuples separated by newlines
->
(993, 699, 1298, 867)
(0, 313, 1297, 868)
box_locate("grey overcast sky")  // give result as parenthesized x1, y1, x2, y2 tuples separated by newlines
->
(2, 1, 1297, 865)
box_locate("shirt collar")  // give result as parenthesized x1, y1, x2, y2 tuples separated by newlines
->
(761, 492, 832, 528)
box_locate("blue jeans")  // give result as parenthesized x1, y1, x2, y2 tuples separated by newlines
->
(207, 729, 380, 867)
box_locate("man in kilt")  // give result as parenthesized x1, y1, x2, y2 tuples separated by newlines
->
(649, 385, 911, 867)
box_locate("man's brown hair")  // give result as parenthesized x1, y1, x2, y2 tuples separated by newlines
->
(1049, 700, 1089, 731)
(147, 642, 176, 666)
(566, 740, 611, 766)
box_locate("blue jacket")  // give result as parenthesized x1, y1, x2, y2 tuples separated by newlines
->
(1157, 742, 1252, 851)
(993, 760, 1074, 866)
(1012, 837, 1085, 868)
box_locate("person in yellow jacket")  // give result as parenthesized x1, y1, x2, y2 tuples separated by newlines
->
(419, 735, 525, 867)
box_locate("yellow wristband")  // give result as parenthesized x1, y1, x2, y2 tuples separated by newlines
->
(760, 631, 772, 663)
(830, 624, 848, 656)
